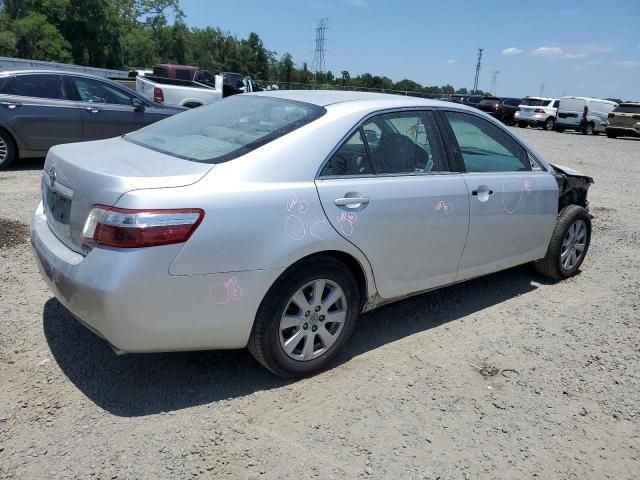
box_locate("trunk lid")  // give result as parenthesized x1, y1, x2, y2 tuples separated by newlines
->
(42, 137, 212, 254)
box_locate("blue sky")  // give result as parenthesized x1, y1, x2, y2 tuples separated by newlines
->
(179, 0, 639, 100)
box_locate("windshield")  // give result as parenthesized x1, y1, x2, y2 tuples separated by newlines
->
(613, 104, 640, 114)
(125, 95, 326, 163)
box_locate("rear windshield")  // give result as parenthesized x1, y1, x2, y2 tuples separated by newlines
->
(479, 97, 500, 104)
(468, 96, 484, 102)
(125, 95, 326, 163)
(503, 98, 521, 106)
(613, 104, 640, 114)
(521, 98, 548, 107)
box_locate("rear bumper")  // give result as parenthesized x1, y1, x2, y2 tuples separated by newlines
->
(606, 126, 640, 137)
(514, 112, 548, 125)
(31, 201, 282, 353)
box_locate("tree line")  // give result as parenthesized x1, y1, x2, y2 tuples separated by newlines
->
(0, 0, 484, 95)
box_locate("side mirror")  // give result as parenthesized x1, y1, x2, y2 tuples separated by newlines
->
(132, 98, 145, 112)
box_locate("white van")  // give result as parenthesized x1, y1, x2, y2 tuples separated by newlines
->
(556, 97, 618, 135)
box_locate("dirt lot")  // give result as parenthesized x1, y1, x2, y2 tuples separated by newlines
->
(0, 129, 639, 480)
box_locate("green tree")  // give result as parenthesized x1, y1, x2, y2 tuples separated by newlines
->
(12, 12, 71, 61)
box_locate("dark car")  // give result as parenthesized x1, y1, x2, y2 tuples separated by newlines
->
(462, 95, 485, 108)
(0, 70, 184, 169)
(476, 96, 522, 124)
(447, 94, 466, 104)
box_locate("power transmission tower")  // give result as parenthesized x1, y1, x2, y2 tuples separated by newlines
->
(490, 70, 500, 95)
(472, 48, 483, 94)
(539, 83, 546, 97)
(311, 18, 328, 84)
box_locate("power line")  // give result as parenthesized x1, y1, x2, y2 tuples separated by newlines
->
(490, 70, 500, 95)
(311, 18, 328, 83)
(472, 48, 483, 94)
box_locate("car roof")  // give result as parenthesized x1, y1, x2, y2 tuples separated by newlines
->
(250, 89, 447, 107)
(0, 69, 118, 80)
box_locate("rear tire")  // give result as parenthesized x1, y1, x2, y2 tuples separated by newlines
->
(0, 129, 17, 170)
(248, 256, 360, 378)
(534, 205, 591, 280)
(606, 130, 618, 138)
(582, 122, 595, 135)
(543, 117, 555, 131)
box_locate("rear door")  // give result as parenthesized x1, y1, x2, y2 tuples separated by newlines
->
(315, 110, 470, 300)
(0, 73, 83, 151)
(66, 75, 168, 140)
(440, 110, 558, 280)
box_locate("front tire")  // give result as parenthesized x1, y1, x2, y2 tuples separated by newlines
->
(582, 122, 595, 135)
(535, 205, 591, 280)
(0, 129, 17, 170)
(248, 256, 360, 378)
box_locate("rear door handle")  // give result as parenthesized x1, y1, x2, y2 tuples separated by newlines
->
(334, 197, 369, 208)
(471, 189, 494, 196)
(85, 107, 100, 114)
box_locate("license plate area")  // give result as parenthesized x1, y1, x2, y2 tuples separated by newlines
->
(43, 182, 72, 239)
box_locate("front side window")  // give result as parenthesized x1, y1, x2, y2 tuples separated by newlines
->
(71, 77, 134, 105)
(553, 100, 560, 108)
(3, 74, 66, 100)
(444, 111, 530, 173)
(364, 111, 447, 174)
(320, 130, 372, 176)
(126, 95, 325, 163)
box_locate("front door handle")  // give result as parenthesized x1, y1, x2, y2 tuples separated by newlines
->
(471, 189, 494, 196)
(334, 196, 369, 208)
(471, 185, 494, 202)
(1, 102, 22, 109)
(85, 107, 100, 114)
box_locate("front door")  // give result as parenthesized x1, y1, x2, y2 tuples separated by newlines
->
(315, 110, 470, 300)
(441, 110, 558, 280)
(66, 76, 164, 140)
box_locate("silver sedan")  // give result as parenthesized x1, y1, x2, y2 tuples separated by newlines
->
(31, 91, 593, 377)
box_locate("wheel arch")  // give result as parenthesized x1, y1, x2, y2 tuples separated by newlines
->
(269, 250, 372, 310)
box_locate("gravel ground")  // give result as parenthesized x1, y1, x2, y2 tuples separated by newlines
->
(0, 129, 639, 480)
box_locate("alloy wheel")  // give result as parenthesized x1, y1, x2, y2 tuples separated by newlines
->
(279, 279, 347, 361)
(560, 220, 587, 271)
(0, 135, 7, 164)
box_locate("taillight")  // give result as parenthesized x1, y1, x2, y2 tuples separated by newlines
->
(534, 108, 545, 113)
(154, 87, 164, 103)
(493, 103, 500, 110)
(608, 113, 614, 118)
(82, 205, 204, 248)
(583, 105, 588, 118)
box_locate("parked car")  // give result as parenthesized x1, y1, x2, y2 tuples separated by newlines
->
(463, 95, 485, 108)
(31, 91, 593, 378)
(476, 96, 521, 124)
(605, 103, 640, 139)
(0, 70, 184, 170)
(136, 65, 256, 108)
(447, 94, 466, 104)
(555, 96, 618, 135)
(515, 97, 560, 131)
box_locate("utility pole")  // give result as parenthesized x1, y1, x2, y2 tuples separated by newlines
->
(539, 83, 546, 97)
(311, 18, 328, 85)
(472, 48, 483, 94)
(490, 70, 500, 95)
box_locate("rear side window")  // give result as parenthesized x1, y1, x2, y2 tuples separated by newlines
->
(320, 130, 372, 176)
(444, 111, 530, 173)
(126, 95, 325, 163)
(365, 111, 447, 174)
(153, 66, 169, 77)
(3, 74, 66, 100)
(613, 104, 640, 113)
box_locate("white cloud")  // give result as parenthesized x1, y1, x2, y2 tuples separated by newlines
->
(446, 59, 456, 65)
(532, 46, 564, 57)
(615, 60, 640, 67)
(564, 53, 587, 59)
(502, 47, 523, 56)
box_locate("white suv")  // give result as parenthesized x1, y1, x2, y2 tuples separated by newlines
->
(515, 97, 559, 131)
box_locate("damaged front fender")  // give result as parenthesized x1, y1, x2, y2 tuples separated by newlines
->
(550, 163, 594, 212)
